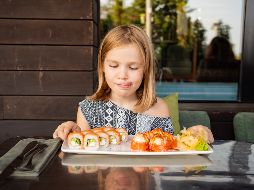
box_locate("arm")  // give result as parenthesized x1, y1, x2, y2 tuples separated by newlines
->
(53, 106, 90, 140)
(76, 106, 90, 131)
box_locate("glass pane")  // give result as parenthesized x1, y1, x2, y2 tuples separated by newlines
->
(155, 0, 243, 101)
(100, 0, 244, 101)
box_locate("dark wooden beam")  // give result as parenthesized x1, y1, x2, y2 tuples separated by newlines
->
(3, 96, 84, 120)
(0, 20, 95, 45)
(0, 120, 66, 144)
(0, 0, 93, 19)
(0, 71, 94, 95)
(0, 45, 94, 71)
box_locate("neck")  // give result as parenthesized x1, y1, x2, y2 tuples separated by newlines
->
(109, 94, 138, 110)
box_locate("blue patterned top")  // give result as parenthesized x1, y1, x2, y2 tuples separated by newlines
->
(79, 99, 174, 135)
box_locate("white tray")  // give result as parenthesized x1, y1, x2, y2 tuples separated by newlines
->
(61, 136, 213, 156)
(62, 154, 212, 167)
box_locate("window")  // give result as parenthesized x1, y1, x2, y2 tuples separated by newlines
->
(100, 0, 246, 101)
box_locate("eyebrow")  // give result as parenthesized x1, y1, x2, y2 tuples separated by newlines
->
(105, 59, 142, 65)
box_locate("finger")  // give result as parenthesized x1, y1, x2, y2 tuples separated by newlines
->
(53, 125, 63, 139)
(53, 130, 58, 138)
(72, 124, 81, 132)
(56, 130, 65, 140)
(202, 127, 214, 143)
(208, 130, 214, 143)
(62, 126, 71, 140)
(54, 124, 66, 140)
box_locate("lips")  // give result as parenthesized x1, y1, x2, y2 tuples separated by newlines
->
(117, 82, 132, 89)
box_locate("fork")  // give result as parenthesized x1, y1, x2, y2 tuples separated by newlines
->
(18, 143, 48, 171)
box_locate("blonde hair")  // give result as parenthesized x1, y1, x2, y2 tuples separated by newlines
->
(89, 25, 156, 113)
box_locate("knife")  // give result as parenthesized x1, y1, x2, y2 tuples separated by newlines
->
(0, 141, 39, 181)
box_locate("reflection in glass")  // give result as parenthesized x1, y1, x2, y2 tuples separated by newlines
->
(100, 0, 244, 101)
(98, 167, 151, 190)
(197, 36, 240, 82)
(63, 153, 212, 189)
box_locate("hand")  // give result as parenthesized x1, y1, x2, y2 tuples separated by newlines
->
(53, 121, 81, 140)
(188, 125, 214, 144)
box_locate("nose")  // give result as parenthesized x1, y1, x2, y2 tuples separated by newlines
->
(118, 67, 128, 80)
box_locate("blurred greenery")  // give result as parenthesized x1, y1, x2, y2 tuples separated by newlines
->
(100, 0, 232, 81)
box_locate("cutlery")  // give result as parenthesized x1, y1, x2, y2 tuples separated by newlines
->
(0, 141, 39, 181)
(18, 143, 48, 171)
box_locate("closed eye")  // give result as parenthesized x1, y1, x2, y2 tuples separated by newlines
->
(129, 67, 138, 70)
(109, 65, 118, 68)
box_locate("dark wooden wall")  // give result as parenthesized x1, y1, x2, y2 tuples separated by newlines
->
(0, 0, 100, 143)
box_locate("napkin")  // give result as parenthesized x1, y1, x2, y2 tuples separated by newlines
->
(0, 138, 61, 177)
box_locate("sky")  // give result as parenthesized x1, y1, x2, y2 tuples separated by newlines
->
(100, 0, 244, 56)
(187, 0, 243, 56)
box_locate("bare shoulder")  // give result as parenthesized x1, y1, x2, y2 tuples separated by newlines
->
(143, 97, 170, 117)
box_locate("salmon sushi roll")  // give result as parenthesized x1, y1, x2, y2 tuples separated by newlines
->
(149, 135, 170, 152)
(82, 129, 93, 136)
(151, 128, 164, 136)
(131, 133, 149, 151)
(96, 131, 110, 147)
(116, 128, 128, 142)
(84, 132, 100, 150)
(106, 130, 121, 145)
(102, 126, 114, 132)
(91, 127, 103, 133)
(67, 132, 84, 149)
(144, 131, 154, 140)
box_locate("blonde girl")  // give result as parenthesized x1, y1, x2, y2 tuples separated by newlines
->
(53, 25, 214, 143)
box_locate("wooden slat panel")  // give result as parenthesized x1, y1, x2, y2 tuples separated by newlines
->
(3, 96, 84, 120)
(0, 71, 94, 95)
(0, 120, 65, 144)
(0, 45, 94, 70)
(0, 97, 3, 119)
(0, 0, 92, 19)
(0, 20, 95, 45)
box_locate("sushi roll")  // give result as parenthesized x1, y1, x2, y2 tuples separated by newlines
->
(67, 132, 84, 149)
(131, 133, 149, 151)
(144, 131, 154, 140)
(149, 135, 169, 152)
(82, 129, 93, 136)
(151, 128, 164, 136)
(84, 132, 100, 150)
(116, 128, 128, 142)
(106, 130, 121, 145)
(91, 127, 103, 133)
(96, 131, 110, 147)
(102, 126, 114, 132)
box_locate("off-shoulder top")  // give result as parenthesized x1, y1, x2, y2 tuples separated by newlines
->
(79, 99, 174, 135)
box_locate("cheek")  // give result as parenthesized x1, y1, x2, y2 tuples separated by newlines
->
(133, 70, 144, 83)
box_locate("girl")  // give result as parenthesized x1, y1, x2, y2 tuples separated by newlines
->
(53, 25, 214, 143)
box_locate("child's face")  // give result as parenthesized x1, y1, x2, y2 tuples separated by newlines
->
(103, 43, 144, 100)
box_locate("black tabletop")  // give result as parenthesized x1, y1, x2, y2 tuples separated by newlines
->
(0, 138, 254, 190)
